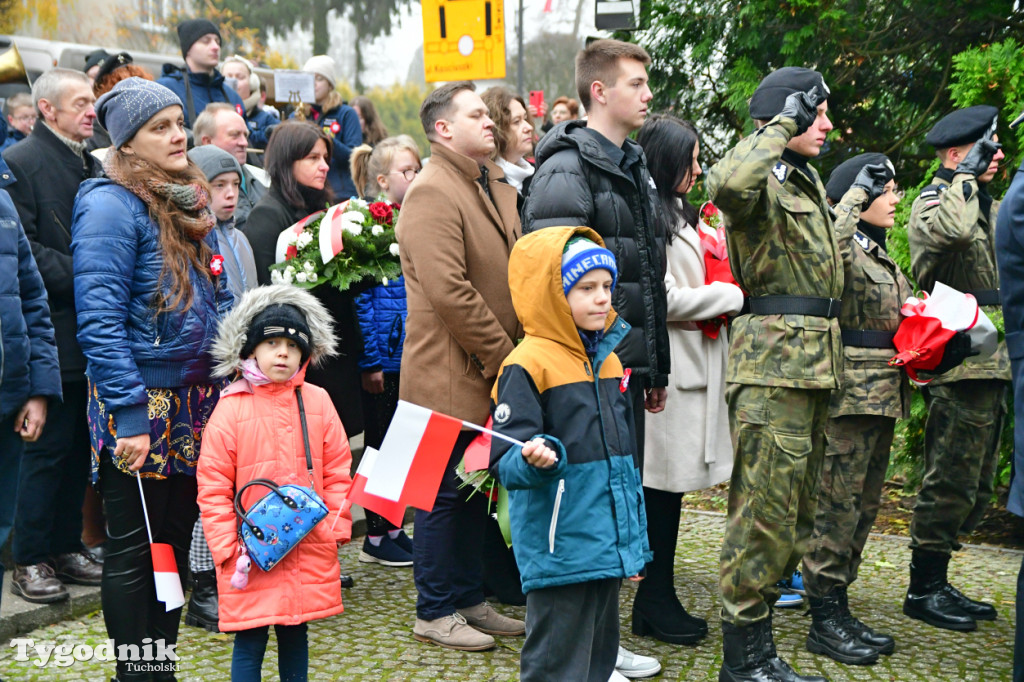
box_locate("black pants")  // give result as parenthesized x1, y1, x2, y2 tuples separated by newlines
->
(99, 456, 197, 682)
(520, 578, 620, 682)
(359, 373, 401, 536)
(635, 487, 684, 607)
(413, 431, 486, 620)
(12, 380, 89, 564)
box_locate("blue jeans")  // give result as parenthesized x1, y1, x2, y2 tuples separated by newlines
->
(414, 430, 487, 620)
(0, 413, 25, 615)
(231, 623, 308, 682)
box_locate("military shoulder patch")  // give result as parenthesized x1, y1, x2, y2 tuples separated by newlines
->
(494, 403, 512, 425)
(772, 162, 788, 183)
(853, 232, 870, 250)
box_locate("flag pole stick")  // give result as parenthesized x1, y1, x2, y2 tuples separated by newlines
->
(135, 472, 155, 545)
(461, 420, 526, 448)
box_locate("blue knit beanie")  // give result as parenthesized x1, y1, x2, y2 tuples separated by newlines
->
(95, 77, 183, 149)
(561, 237, 617, 295)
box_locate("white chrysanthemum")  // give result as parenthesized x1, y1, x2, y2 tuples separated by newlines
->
(343, 221, 363, 236)
(285, 265, 295, 275)
(296, 271, 308, 283)
(303, 261, 315, 272)
(282, 269, 293, 284)
(371, 224, 384, 236)
(270, 269, 282, 283)
(308, 272, 318, 282)
(296, 231, 313, 248)
(348, 198, 368, 209)
(389, 243, 400, 257)
(343, 210, 366, 224)
(382, 277, 389, 286)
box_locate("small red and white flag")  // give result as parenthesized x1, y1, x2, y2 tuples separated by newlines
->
(346, 446, 408, 527)
(363, 401, 463, 510)
(136, 474, 185, 612)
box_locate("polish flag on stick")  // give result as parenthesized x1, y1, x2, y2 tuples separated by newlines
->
(359, 401, 526, 511)
(136, 473, 185, 612)
(345, 447, 408, 527)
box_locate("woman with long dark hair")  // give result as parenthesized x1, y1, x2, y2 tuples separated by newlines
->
(72, 77, 233, 681)
(634, 114, 744, 646)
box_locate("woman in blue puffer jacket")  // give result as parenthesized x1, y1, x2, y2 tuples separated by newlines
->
(71, 78, 232, 682)
(350, 136, 420, 566)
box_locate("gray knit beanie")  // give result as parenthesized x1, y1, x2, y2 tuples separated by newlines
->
(95, 77, 184, 149)
(188, 145, 243, 183)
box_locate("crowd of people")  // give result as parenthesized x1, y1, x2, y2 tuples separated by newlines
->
(0, 15, 1022, 682)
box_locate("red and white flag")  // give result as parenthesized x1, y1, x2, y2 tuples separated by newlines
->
(137, 474, 185, 612)
(347, 447, 408, 527)
(363, 401, 464, 510)
(151, 542, 186, 612)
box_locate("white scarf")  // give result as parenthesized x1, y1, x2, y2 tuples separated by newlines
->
(496, 156, 534, 193)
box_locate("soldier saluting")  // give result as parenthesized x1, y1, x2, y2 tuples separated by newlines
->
(707, 66, 839, 682)
(905, 105, 1008, 631)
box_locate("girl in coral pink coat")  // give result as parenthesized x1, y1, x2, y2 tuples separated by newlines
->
(198, 284, 353, 681)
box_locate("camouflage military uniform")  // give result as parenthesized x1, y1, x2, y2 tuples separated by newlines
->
(802, 187, 913, 598)
(908, 169, 1009, 554)
(708, 115, 844, 626)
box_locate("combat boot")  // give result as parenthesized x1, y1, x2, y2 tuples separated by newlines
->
(834, 586, 894, 654)
(721, 619, 828, 682)
(942, 583, 997, 621)
(805, 592, 879, 665)
(184, 570, 219, 632)
(902, 549, 976, 631)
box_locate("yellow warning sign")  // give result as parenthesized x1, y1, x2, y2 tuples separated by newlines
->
(422, 0, 506, 82)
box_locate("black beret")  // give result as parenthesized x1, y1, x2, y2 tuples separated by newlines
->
(177, 18, 221, 59)
(925, 105, 999, 149)
(95, 52, 134, 85)
(826, 153, 894, 203)
(749, 67, 830, 120)
(84, 49, 110, 73)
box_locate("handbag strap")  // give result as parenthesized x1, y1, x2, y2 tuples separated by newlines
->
(295, 387, 315, 488)
(233, 478, 298, 540)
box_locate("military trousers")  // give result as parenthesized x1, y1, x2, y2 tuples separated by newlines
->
(802, 414, 896, 598)
(910, 379, 1007, 554)
(720, 384, 830, 626)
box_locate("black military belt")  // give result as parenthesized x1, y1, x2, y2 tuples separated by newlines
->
(748, 295, 842, 319)
(841, 329, 896, 349)
(966, 288, 1001, 307)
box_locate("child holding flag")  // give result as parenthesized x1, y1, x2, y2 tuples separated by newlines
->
(489, 227, 652, 681)
(197, 284, 353, 681)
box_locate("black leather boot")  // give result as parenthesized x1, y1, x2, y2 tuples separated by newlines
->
(942, 583, 997, 621)
(720, 619, 828, 682)
(633, 488, 707, 644)
(834, 586, 894, 654)
(806, 592, 879, 665)
(184, 570, 219, 632)
(902, 549, 976, 631)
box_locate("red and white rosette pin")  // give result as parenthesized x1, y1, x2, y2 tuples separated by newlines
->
(210, 254, 224, 276)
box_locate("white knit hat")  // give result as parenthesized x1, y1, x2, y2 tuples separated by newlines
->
(303, 55, 337, 89)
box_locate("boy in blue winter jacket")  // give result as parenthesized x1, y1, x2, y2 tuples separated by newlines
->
(489, 226, 651, 682)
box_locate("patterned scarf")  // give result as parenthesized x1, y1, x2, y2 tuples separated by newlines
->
(103, 155, 216, 241)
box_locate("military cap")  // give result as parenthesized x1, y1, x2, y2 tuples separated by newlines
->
(826, 152, 894, 203)
(924, 105, 998, 149)
(94, 52, 134, 85)
(749, 67, 830, 120)
(84, 49, 110, 73)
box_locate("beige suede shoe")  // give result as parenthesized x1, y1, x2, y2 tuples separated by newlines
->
(457, 601, 526, 636)
(413, 613, 496, 651)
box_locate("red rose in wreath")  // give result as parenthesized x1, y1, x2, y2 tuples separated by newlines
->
(210, 254, 225, 276)
(368, 201, 394, 225)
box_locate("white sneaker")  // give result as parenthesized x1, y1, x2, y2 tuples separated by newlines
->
(609, 670, 630, 682)
(614, 645, 661, 679)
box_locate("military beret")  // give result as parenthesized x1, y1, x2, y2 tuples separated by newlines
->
(925, 105, 998, 149)
(749, 67, 830, 120)
(826, 153, 894, 203)
(84, 49, 110, 73)
(94, 52, 133, 85)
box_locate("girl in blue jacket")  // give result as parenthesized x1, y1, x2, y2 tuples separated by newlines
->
(72, 78, 232, 682)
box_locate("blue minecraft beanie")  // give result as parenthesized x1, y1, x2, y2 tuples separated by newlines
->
(561, 237, 617, 295)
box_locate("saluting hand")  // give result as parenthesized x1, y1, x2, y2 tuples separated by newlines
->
(851, 163, 892, 207)
(956, 119, 1001, 179)
(779, 86, 821, 136)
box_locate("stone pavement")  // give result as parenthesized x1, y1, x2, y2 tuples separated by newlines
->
(0, 510, 1017, 681)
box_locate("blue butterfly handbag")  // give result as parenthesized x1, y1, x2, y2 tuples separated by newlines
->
(234, 388, 329, 572)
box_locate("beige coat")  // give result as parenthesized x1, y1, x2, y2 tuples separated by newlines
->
(396, 143, 521, 425)
(644, 221, 743, 492)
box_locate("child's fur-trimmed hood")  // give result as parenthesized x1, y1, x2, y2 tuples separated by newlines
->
(211, 284, 338, 378)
